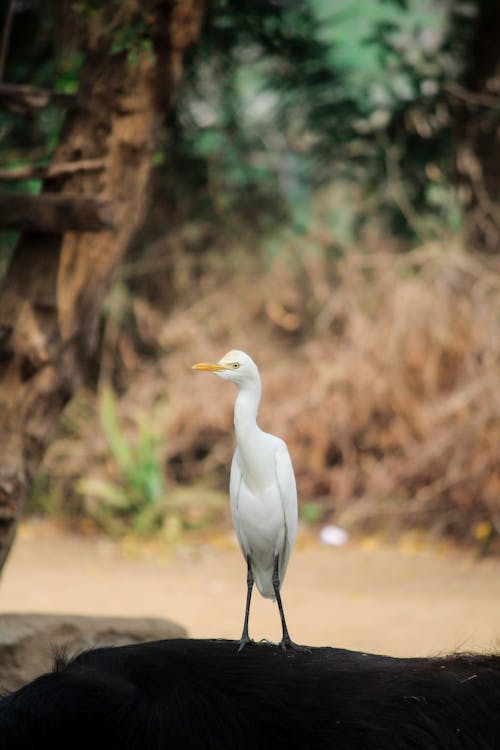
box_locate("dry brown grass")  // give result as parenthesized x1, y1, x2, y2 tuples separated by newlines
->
(40, 240, 500, 544)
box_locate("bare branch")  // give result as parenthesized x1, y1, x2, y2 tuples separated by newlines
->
(444, 82, 500, 109)
(0, 83, 75, 115)
(0, 159, 105, 182)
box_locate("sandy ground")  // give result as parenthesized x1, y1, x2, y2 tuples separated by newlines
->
(1, 521, 499, 657)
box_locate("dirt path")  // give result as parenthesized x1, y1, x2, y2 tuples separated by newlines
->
(1, 521, 499, 657)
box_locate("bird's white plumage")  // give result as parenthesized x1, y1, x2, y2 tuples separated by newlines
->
(194, 350, 298, 601)
(230, 440, 297, 599)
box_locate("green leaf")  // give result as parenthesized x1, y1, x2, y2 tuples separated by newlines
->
(300, 502, 324, 523)
(99, 389, 133, 472)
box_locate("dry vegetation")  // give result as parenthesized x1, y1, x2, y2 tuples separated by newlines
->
(37, 234, 500, 547)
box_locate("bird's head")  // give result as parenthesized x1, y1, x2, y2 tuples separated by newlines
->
(192, 350, 260, 387)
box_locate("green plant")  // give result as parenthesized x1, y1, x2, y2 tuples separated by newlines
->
(76, 389, 167, 535)
(300, 501, 325, 524)
(166, 0, 474, 242)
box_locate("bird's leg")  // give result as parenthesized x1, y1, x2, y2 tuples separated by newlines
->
(272, 554, 295, 650)
(238, 555, 254, 652)
(272, 556, 310, 652)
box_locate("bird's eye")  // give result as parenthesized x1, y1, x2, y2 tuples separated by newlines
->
(233, 362, 240, 369)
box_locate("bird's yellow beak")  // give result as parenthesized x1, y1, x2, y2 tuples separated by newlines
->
(192, 362, 225, 372)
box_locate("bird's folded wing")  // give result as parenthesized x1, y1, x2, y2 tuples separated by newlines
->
(230, 448, 242, 516)
(275, 445, 298, 570)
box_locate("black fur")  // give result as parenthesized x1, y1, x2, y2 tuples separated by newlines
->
(1, 638, 499, 749)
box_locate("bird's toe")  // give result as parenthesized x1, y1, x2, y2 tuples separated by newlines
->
(237, 637, 253, 653)
(279, 637, 311, 653)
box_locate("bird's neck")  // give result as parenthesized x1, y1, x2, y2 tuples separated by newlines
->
(234, 382, 262, 439)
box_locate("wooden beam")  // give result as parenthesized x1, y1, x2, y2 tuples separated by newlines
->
(0, 193, 115, 232)
(0, 159, 105, 182)
(0, 83, 75, 115)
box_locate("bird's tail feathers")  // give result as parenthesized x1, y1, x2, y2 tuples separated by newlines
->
(253, 567, 277, 600)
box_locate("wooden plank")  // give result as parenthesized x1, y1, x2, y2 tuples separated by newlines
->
(0, 159, 105, 182)
(0, 193, 115, 232)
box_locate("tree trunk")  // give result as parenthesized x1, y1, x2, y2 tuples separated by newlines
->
(456, 2, 500, 251)
(0, 0, 205, 573)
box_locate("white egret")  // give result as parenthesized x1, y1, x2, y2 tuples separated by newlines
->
(192, 350, 298, 651)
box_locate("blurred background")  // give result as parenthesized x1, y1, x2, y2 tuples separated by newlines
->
(0, 0, 499, 654)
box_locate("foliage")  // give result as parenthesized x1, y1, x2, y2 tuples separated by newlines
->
(36, 229, 500, 548)
(0, 0, 156, 283)
(0, 0, 152, 179)
(166, 0, 478, 240)
(4, 0, 500, 549)
(1, 0, 487, 246)
(75, 389, 167, 536)
(0, 1, 76, 164)
(30, 383, 228, 540)
(152, 240, 500, 547)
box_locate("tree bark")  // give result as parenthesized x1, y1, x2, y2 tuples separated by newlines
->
(0, 193, 114, 232)
(0, 158, 104, 183)
(0, 0, 205, 573)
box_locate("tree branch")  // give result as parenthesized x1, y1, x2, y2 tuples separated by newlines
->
(0, 83, 75, 115)
(0, 193, 116, 232)
(0, 159, 105, 182)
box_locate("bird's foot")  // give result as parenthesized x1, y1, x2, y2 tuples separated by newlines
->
(237, 635, 253, 653)
(279, 636, 311, 653)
